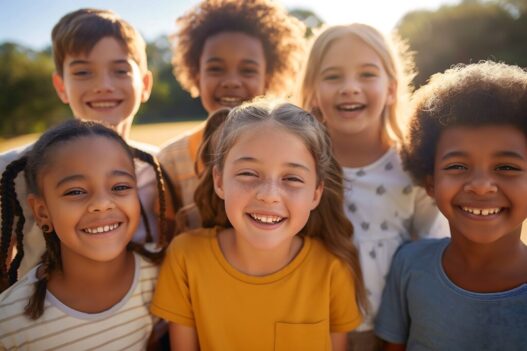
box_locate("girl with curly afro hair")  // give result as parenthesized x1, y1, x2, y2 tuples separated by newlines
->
(158, 0, 306, 232)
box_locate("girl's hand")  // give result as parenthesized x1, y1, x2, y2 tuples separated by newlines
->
(169, 323, 199, 351)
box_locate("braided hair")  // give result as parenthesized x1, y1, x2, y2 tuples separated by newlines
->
(0, 119, 169, 319)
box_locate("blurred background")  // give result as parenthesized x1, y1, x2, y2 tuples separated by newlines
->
(1, 0, 526, 149)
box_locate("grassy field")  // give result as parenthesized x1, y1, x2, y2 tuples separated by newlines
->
(0, 121, 203, 152)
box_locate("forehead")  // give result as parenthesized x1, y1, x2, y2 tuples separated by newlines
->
(225, 122, 315, 166)
(200, 31, 265, 63)
(44, 135, 134, 174)
(435, 125, 527, 159)
(321, 34, 383, 69)
(64, 37, 138, 66)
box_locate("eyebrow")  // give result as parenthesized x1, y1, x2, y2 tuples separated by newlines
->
(68, 59, 131, 67)
(441, 150, 526, 161)
(320, 63, 380, 75)
(56, 170, 136, 188)
(204, 57, 261, 65)
(233, 157, 311, 172)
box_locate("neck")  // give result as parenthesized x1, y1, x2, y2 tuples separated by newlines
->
(328, 127, 391, 168)
(115, 120, 132, 141)
(47, 249, 135, 313)
(218, 228, 303, 276)
(443, 232, 527, 292)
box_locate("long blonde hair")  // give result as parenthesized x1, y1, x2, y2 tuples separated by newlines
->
(298, 23, 416, 143)
(194, 99, 367, 312)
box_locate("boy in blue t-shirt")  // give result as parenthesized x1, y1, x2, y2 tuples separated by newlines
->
(375, 61, 527, 350)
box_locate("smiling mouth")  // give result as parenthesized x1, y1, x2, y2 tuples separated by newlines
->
(217, 96, 245, 107)
(82, 222, 121, 234)
(248, 213, 285, 224)
(87, 101, 121, 109)
(461, 206, 503, 216)
(336, 103, 366, 112)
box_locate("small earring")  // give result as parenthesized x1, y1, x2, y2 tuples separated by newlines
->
(41, 224, 52, 233)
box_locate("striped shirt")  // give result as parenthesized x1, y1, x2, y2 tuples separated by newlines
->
(0, 253, 158, 351)
(157, 124, 204, 229)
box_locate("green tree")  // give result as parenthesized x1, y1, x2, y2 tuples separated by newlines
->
(0, 43, 68, 138)
(397, 0, 527, 87)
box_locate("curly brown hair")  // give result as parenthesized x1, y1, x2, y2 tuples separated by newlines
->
(401, 61, 527, 186)
(172, 0, 306, 98)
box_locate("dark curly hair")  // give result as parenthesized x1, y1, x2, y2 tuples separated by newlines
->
(401, 61, 527, 186)
(171, 0, 305, 97)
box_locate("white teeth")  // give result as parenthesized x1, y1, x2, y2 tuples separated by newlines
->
(250, 214, 284, 224)
(90, 101, 118, 108)
(462, 207, 501, 216)
(219, 96, 243, 106)
(83, 223, 120, 234)
(338, 103, 364, 111)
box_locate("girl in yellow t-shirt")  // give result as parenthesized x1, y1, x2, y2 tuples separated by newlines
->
(151, 99, 367, 351)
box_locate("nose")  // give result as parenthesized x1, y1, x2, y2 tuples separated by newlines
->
(463, 170, 498, 195)
(88, 191, 116, 213)
(339, 77, 360, 96)
(220, 72, 242, 89)
(256, 179, 281, 204)
(93, 72, 115, 93)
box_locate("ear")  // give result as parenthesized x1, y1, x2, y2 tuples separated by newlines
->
(140, 70, 153, 102)
(386, 79, 397, 106)
(52, 72, 69, 104)
(212, 166, 225, 200)
(424, 175, 435, 198)
(27, 194, 52, 231)
(310, 183, 324, 210)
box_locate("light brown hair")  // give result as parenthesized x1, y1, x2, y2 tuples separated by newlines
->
(194, 99, 367, 312)
(52, 8, 147, 76)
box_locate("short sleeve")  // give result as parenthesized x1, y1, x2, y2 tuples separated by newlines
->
(374, 245, 410, 344)
(329, 260, 363, 332)
(150, 238, 195, 326)
(411, 187, 449, 239)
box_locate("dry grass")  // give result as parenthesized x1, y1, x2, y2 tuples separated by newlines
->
(0, 121, 203, 152)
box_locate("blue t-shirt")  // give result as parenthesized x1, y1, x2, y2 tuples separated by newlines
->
(375, 238, 527, 351)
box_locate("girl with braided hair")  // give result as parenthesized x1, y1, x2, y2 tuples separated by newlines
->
(0, 120, 167, 350)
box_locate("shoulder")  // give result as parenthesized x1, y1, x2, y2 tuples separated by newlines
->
(0, 143, 33, 172)
(127, 140, 160, 156)
(393, 238, 449, 269)
(0, 268, 38, 325)
(306, 238, 351, 273)
(158, 124, 204, 159)
(166, 227, 216, 258)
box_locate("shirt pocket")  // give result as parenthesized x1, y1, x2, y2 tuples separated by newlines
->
(274, 320, 329, 351)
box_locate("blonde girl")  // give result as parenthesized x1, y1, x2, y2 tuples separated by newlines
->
(298, 23, 447, 350)
(0, 120, 167, 350)
(151, 100, 366, 351)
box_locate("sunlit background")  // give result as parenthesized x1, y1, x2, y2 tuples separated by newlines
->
(1, 0, 525, 145)
(1, 0, 459, 49)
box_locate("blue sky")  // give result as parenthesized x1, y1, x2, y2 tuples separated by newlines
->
(0, 0, 459, 50)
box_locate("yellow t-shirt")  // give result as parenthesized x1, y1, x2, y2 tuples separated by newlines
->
(151, 227, 362, 350)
